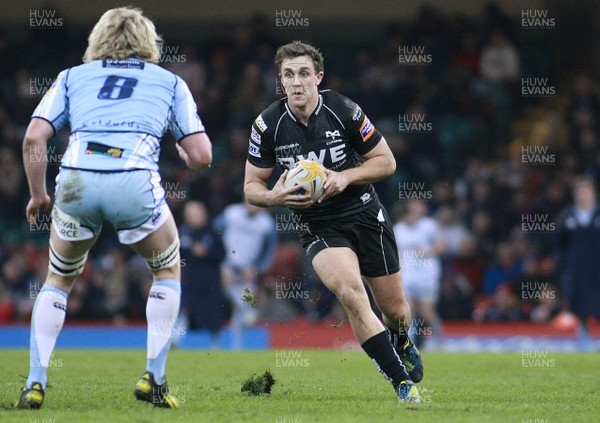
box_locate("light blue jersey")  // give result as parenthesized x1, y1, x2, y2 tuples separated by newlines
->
(33, 58, 205, 171)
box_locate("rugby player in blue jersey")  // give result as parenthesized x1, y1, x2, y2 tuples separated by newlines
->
(15, 7, 212, 409)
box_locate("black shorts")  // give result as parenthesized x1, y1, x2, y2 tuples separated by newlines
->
(299, 204, 400, 277)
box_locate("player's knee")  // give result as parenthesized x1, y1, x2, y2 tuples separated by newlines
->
(49, 239, 88, 277)
(383, 301, 411, 324)
(334, 284, 368, 311)
(144, 238, 180, 271)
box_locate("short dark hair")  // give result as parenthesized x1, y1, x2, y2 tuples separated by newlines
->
(275, 41, 324, 74)
(572, 175, 596, 190)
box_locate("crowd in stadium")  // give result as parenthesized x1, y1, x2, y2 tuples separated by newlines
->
(1, 5, 599, 328)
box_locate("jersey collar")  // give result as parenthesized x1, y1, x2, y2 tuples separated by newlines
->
(284, 94, 323, 123)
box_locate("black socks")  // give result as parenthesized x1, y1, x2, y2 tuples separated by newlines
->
(361, 330, 409, 389)
(386, 324, 409, 350)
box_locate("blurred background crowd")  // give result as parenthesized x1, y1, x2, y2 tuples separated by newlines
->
(1, 2, 599, 334)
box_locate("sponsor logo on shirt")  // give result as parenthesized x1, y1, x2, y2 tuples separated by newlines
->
(360, 193, 372, 204)
(84, 142, 124, 158)
(255, 115, 268, 133)
(251, 127, 262, 144)
(359, 116, 375, 142)
(248, 143, 261, 157)
(352, 106, 362, 121)
(102, 58, 145, 69)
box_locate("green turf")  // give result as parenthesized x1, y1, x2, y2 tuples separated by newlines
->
(1, 349, 598, 422)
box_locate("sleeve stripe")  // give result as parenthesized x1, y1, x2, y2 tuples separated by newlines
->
(177, 130, 206, 143)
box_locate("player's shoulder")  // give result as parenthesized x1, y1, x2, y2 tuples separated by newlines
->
(320, 89, 362, 122)
(253, 97, 287, 134)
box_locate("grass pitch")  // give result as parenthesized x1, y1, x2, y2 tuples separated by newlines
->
(1, 349, 598, 422)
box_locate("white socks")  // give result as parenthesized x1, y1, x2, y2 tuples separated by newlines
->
(27, 285, 68, 389)
(146, 279, 181, 384)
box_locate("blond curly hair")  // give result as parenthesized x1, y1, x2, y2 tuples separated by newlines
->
(83, 7, 162, 64)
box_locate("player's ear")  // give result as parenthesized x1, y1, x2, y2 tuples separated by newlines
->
(316, 71, 324, 85)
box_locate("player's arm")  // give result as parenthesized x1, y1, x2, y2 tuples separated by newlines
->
(244, 161, 312, 208)
(176, 133, 212, 171)
(24, 70, 69, 223)
(23, 118, 54, 223)
(319, 138, 395, 202)
(171, 76, 212, 171)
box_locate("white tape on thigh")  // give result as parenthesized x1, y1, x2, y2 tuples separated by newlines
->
(145, 238, 180, 271)
(49, 239, 88, 276)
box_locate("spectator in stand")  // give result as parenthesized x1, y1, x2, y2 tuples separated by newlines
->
(1, 253, 31, 318)
(469, 209, 496, 260)
(567, 75, 600, 145)
(479, 30, 519, 85)
(477, 283, 522, 322)
(435, 206, 468, 257)
(555, 176, 600, 326)
(479, 30, 519, 141)
(449, 31, 480, 77)
(447, 233, 486, 295)
(438, 232, 483, 321)
(482, 242, 523, 296)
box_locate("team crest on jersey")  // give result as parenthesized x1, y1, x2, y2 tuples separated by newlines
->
(255, 115, 268, 133)
(325, 130, 341, 139)
(251, 127, 261, 144)
(248, 143, 261, 157)
(359, 116, 375, 142)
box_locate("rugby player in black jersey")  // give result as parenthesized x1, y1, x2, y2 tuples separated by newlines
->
(244, 41, 422, 402)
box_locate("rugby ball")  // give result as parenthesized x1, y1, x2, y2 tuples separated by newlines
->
(283, 159, 327, 202)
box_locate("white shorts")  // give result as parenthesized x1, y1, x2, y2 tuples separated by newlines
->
(403, 276, 440, 303)
(52, 168, 169, 245)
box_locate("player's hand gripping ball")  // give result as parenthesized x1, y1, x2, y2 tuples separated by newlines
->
(283, 159, 327, 202)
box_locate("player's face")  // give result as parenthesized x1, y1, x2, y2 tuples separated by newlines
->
(280, 56, 323, 111)
(574, 183, 596, 208)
